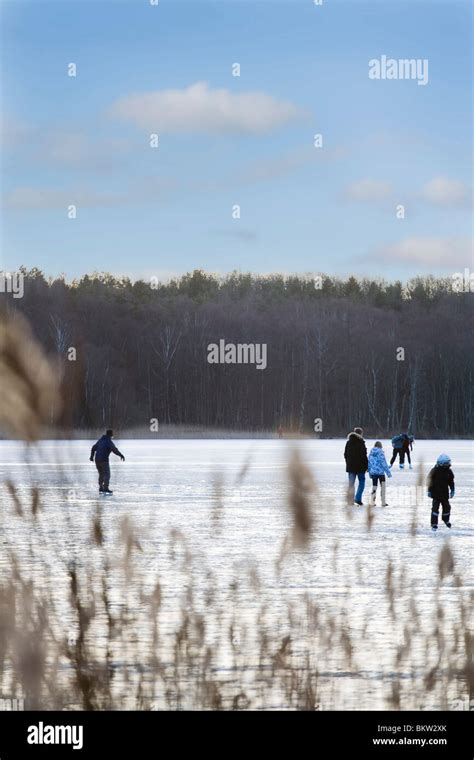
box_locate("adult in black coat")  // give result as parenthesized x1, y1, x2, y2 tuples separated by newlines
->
(344, 427, 368, 506)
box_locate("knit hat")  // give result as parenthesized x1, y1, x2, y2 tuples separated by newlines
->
(436, 453, 451, 466)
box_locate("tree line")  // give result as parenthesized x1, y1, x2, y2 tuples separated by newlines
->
(1, 268, 473, 436)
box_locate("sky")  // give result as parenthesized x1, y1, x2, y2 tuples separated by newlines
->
(0, 0, 472, 282)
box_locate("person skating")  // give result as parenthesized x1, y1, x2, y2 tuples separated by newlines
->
(368, 441, 392, 506)
(90, 429, 125, 494)
(390, 432, 413, 469)
(402, 433, 414, 469)
(344, 427, 368, 506)
(427, 453, 455, 531)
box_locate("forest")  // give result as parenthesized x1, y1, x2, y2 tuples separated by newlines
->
(1, 267, 472, 437)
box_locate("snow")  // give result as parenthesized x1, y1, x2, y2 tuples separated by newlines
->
(0, 438, 472, 709)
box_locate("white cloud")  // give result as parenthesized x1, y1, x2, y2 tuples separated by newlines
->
(2, 115, 133, 174)
(4, 187, 127, 210)
(344, 178, 393, 202)
(42, 132, 131, 171)
(376, 237, 473, 268)
(5, 185, 138, 210)
(3, 175, 175, 210)
(344, 176, 471, 210)
(108, 81, 302, 134)
(420, 176, 470, 207)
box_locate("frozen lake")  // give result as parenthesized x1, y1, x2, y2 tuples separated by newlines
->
(0, 438, 472, 710)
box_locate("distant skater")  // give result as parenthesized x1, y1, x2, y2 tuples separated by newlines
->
(368, 441, 392, 506)
(427, 453, 455, 531)
(278, 425, 283, 439)
(390, 432, 414, 469)
(344, 427, 368, 506)
(402, 434, 414, 468)
(90, 429, 125, 495)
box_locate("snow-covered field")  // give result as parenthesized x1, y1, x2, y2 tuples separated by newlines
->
(0, 438, 472, 709)
(1, 438, 471, 575)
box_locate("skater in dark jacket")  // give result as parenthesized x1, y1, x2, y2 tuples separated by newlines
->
(390, 432, 414, 469)
(427, 453, 455, 530)
(90, 429, 125, 494)
(344, 427, 368, 505)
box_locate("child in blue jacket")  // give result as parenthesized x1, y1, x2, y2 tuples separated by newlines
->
(368, 441, 392, 506)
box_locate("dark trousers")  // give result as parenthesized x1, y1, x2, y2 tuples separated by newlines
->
(391, 448, 411, 465)
(96, 461, 110, 491)
(431, 499, 450, 527)
(370, 474, 387, 506)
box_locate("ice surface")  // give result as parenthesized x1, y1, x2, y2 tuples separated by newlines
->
(0, 438, 472, 709)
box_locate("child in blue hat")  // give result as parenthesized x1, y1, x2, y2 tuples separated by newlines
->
(427, 454, 455, 531)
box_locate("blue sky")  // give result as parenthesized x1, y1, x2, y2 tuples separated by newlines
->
(1, 0, 472, 281)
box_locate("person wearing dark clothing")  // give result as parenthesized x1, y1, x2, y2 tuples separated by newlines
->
(390, 447, 401, 466)
(90, 429, 125, 494)
(402, 434, 414, 468)
(390, 433, 414, 469)
(344, 427, 368, 505)
(427, 453, 455, 530)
